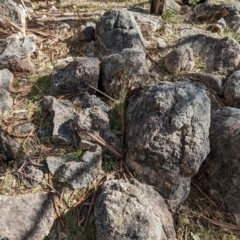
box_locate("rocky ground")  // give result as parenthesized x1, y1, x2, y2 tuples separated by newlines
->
(1, 0, 240, 239)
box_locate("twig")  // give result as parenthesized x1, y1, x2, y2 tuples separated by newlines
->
(20, 0, 32, 20)
(84, 190, 97, 228)
(192, 180, 218, 208)
(88, 84, 116, 102)
(51, 193, 65, 227)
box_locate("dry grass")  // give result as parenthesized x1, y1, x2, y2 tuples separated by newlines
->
(0, 0, 240, 239)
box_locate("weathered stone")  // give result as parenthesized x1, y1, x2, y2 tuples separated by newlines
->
(125, 81, 210, 210)
(0, 0, 26, 33)
(94, 179, 176, 240)
(0, 193, 55, 240)
(46, 155, 68, 175)
(55, 145, 102, 189)
(0, 34, 35, 72)
(208, 17, 227, 33)
(79, 93, 111, 113)
(224, 70, 240, 108)
(163, 24, 173, 35)
(129, 8, 162, 38)
(101, 49, 148, 97)
(0, 68, 13, 91)
(25, 165, 44, 185)
(198, 72, 224, 94)
(79, 41, 95, 57)
(178, 34, 240, 75)
(95, 8, 145, 59)
(157, 37, 167, 48)
(0, 127, 20, 161)
(0, 87, 13, 116)
(39, 96, 74, 145)
(200, 107, 240, 215)
(50, 57, 100, 96)
(165, 46, 195, 73)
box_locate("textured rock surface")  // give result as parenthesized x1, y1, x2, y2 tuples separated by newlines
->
(201, 107, 240, 215)
(71, 23, 95, 42)
(94, 179, 176, 240)
(0, 68, 13, 91)
(40, 96, 74, 145)
(0, 193, 55, 240)
(0, 127, 20, 161)
(95, 8, 145, 58)
(0, 0, 26, 33)
(50, 57, 100, 96)
(0, 34, 35, 72)
(47, 145, 102, 189)
(165, 46, 195, 73)
(101, 49, 148, 97)
(178, 34, 240, 75)
(0, 88, 13, 116)
(224, 70, 240, 108)
(125, 81, 210, 209)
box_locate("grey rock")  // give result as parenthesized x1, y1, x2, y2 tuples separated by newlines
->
(46, 155, 68, 175)
(129, 8, 162, 38)
(0, 193, 55, 240)
(25, 165, 44, 185)
(12, 122, 34, 135)
(201, 107, 240, 215)
(79, 41, 95, 57)
(125, 81, 210, 210)
(40, 96, 74, 145)
(0, 68, 13, 91)
(178, 34, 240, 75)
(0, 88, 13, 116)
(0, 127, 20, 161)
(80, 93, 111, 113)
(163, 24, 173, 35)
(224, 70, 240, 108)
(55, 145, 102, 189)
(0, 34, 35, 72)
(165, 46, 195, 74)
(101, 49, 149, 97)
(208, 18, 227, 33)
(198, 72, 224, 94)
(95, 8, 145, 59)
(0, 0, 26, 33)
(157, 37, 167, 48)
(94, 178, 176, 240)
(50, 57, 100, 96)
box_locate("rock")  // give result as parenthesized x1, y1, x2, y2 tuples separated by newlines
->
(224, 70, 240, 108)
(101, 49, 149, 97)
(0, 193, 55, 240)
(0, 34, 35, 72)
(198, 72, 224, 94)
(178, 34, 240, 75)
(50, 57, 100, 96)
(208, 18, 227, 33)
(39, 96, 75, 145)
(0, 88, 13, 116)
(125, 81, 210, 210)
(25, 165, 44, 185)
(72, 106, 120, 149)
(94, 178, 176, 240)
(12, 122, 34, 135)
(129, 8, 162, 38)
(0, 127, 20, 161)
(47, 145, 103, 189)
(79, 93, 111, 113)
(163, 24, 173, 35)
(165, 46, 195, 74)
(13, 0, 34, 13)
(157, 37, 167, 48)
(95, 8, 145, 59)
(71, 23, 95, 42)
(201, 107, 240, 215)
(0, 0, 26, 34)
(79, 41, 95, 57)
(0, 69, 13, 91)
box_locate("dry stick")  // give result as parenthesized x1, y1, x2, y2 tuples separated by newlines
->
(88, 84, 116, 102)
(84, 190, 97, 228)
(192, 180, 218, 208)
(20, 0, 31, 20)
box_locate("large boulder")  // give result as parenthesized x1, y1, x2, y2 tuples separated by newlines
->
(125, 81, 210, 210)
(178, 34, 240, 75)
(95, 8, 145, 58)
(94, 179, 176, 240)
(201, 107, 240, 216)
